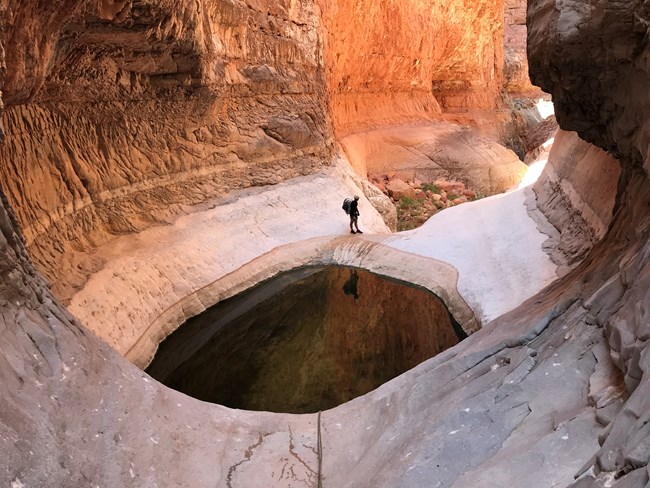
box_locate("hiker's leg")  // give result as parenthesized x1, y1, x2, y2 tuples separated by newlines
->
(350, 217, 356, 233)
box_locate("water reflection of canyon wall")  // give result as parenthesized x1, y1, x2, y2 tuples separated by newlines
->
(147, 267, 461, 413)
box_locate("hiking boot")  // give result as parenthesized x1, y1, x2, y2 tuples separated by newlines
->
(350, 230, 356, 234)
(356, 230, 363, 234)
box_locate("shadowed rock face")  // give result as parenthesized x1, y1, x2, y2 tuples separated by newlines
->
(533, 129, 621, 269)
(527, 1, 650, 484)
(528, 0, 650, 172)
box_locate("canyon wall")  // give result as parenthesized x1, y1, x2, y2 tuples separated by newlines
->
(527, 0, 650, 483)
(0, 0, 333, 302)
(318, 0, 506, 137)
(528, 0, 650, 174)
(317, 0, 531, 194)
(534, 129, 621, 268)
(1, 0, 648, 486)
(504, 0, 536, 95)
(1, 0, 538, 303)
(0, 181, 329, 486)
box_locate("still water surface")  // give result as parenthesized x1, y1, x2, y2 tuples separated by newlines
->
(146, 266, 465, 413)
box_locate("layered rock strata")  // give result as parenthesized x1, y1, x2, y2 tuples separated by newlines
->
(504, 0, 538, 96)
(527, 0, 650, 483)
(317, 0, 547, 186)
(0, 0, 332, 302)
(317, 0, 505, 137)
(533, 129, 621, 269)
(1, 0, 544, 304)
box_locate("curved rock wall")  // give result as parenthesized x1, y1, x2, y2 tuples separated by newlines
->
(1, 0, 541, 302)
(528, 0, 650, 484)
(528, 0, 650, 172)
(533, 129, 621, 267)
(340, 123, 527, 195)
(0, 0, 332, 301)
(318, 0, 506, 137)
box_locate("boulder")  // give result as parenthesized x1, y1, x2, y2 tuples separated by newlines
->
(435, 180, 466, 194)
(386, 179, 416, 200)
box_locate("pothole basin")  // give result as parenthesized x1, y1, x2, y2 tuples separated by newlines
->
(146, 265, 466, 413)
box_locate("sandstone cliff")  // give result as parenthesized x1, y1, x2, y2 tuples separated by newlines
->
(1, 0, 333, 302)
(504, 0, 537, 95)
(0, 0, 543, 303)
(317, 0, 505, 136)
(317, 0, 545, 193)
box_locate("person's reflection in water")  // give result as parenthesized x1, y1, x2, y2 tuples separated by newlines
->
(342, 269, 360, 302)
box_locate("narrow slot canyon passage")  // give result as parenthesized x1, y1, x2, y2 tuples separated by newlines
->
(146, 266, 464, 413)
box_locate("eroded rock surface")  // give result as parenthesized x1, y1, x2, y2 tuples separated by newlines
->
(504, 0, 537, 96)
(318, 0, 506, 136)
(67, 163, 392, 357)
(534, 129, 621, 269)
(317, 0, 551, 186)
(0, 0, 648, 487)
(528, 0, 650, 174)
(527, 0, 650, 484)
(0, 0, 333, 302)
(341, 123, 527, 196)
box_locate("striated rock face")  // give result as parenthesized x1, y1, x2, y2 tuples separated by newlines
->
(503, 0, 537, 95)
(340, 123, 527, 195)
(317, 0, 506, 137)
(0, 0, 539, 303)
(533, 130, 620, 269)
(317, 0, 547, 186)
(0, 187, 327, 486)
(0, 0, 332, 302)
(527, 1, 650, 484)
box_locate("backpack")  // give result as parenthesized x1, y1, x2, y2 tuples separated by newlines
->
(342, 198, 353, 214)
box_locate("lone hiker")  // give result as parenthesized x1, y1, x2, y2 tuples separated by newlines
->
(349, 195, 362, 234)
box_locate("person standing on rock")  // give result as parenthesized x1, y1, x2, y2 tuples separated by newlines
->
(349, 195, 363, 234)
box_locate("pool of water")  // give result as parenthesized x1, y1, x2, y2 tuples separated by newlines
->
(146, 266, 466, 413)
